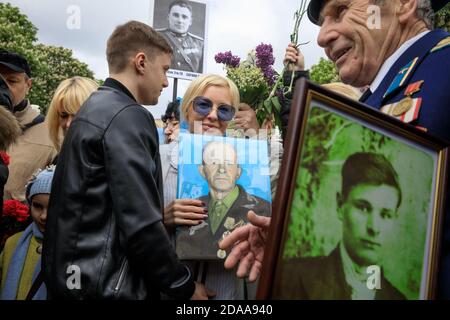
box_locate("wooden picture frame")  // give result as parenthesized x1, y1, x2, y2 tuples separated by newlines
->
(257, 79, 449, 300)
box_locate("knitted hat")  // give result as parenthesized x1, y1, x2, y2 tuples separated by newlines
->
(26, 166, 55, 202)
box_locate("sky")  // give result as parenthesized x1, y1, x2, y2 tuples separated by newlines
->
(5, 0, 326, 118)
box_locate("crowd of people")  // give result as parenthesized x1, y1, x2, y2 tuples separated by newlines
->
(0, 0, 449, 300)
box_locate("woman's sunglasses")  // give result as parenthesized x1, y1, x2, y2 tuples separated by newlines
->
(192, 96, 235, 122)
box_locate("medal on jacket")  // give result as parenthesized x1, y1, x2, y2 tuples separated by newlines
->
(217, 218, 247, 259)
(217, 219, 234, 259)
(390, 80, 424, 116)
(217, 249, 227, 259)
(217, 231, 230, 259)
(381, 80, 423, 123)
(391, 96, 413, 116)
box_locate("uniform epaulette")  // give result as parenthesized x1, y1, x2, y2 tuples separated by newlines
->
(430, 36, 450, 53)
(154, 28, 167, 32)
(188, 32, 204, 41)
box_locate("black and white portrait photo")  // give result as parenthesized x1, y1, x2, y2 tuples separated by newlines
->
(150, 0, 207, 80)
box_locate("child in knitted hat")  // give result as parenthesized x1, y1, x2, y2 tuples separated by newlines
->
(0, 166, 55, 300)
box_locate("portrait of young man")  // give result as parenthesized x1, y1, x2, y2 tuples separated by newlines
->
(276, 152, 407, 300)
(153, 0, 206, 74)
(176, 141, 270, 260)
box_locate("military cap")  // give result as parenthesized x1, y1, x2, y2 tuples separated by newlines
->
(307, 0, 450, 25)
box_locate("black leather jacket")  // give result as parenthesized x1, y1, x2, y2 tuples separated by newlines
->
(43, 83, 195, 299)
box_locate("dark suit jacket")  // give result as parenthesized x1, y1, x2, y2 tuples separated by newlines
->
(276, 246, 406, 300)
(362, 30, 450, 142)
(360, 30, 450, 298)
(176, 184, 270, 260)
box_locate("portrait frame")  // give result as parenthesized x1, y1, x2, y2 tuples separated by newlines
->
(149, 0, 209, 80)
(257, 79, 449, 300)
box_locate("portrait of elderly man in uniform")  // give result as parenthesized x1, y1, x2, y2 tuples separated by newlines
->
(176, 141, 270, 260)
(277, 152, 406, 300)
(156, 0, 204, 73)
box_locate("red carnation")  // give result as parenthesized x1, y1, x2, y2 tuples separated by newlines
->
(3, 200, 29, 222)
(0, 151, 10, 166)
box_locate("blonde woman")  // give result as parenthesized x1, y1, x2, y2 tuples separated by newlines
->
(161, 74, 275, 300)
(46, 77, 98, 152)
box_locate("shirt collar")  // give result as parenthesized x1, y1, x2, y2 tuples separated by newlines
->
(339, 242, 376, 300)
(210, 185, 239, 210)
(370, 31, 429, 93)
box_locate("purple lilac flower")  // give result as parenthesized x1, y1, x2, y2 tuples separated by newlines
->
(215, 51, 240, 68)
(255, 43, 276, 85)
(263, 68, 276, 86)
(255, 43, 275, 69)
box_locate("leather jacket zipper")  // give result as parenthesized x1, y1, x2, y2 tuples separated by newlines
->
(114, 259, 128, 292)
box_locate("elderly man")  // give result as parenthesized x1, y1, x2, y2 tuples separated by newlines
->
(221, 0, 450, 299)
(311, 0, 450, 140)
(0, 50, 56, 202)
(156, 0, 204, 73)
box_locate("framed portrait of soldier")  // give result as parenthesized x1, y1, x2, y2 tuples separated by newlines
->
(257, 79, 449, 300)
(175, 133, 272, 260)
(150, 0, 208, 80)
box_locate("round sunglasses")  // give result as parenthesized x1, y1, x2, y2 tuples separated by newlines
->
(192, 96, 235, 121)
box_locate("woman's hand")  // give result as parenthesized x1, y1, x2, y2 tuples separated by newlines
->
(234, 103, 260, 136)
(163, 199, 208, 226)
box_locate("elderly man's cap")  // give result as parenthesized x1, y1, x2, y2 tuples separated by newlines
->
(307, 0, 450, 25)
(0, 50, 31, 77)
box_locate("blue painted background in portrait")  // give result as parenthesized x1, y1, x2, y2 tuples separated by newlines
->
(157, 127, 165, 145)
(177, 133, 272, 202)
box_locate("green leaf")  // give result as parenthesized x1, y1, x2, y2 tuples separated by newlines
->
(263, 100, 272, 114)
(271, 96, 282, 112)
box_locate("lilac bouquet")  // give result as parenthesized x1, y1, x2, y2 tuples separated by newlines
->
(215, 0, 309, 128)
(215, 43, 279, 126)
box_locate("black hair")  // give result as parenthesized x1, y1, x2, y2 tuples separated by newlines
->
(162, 100, 180, 122)
(341, 152, 402, 208)
(169, 0, 193, 14)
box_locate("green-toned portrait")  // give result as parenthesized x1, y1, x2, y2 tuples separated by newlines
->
(273, 103, 438, 300)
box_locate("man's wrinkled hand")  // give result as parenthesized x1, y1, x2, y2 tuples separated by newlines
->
(219, 211, 271, 282)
